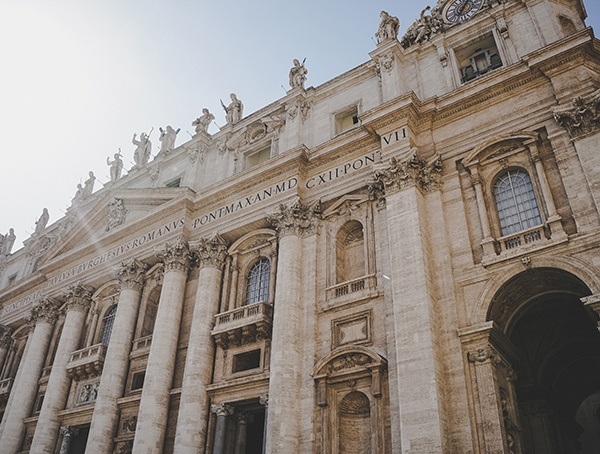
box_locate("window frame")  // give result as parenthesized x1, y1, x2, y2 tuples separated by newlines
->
(244, 257, 271, 306)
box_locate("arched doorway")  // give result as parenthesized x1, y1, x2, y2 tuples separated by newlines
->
(488, 268, 600, 453)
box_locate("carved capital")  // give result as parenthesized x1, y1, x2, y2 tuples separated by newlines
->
(157, 238, 192, 273)
(193, 234, 228, 270)
(236, 411, 255, 424)
(116, 258, 148, 291)
(467, 346, 501, 364)
(259, 394, 269, 408)
(27, 298, 59, 326)
(552, 89, 600, 138)
(64, 283, 94, 313)
(369, 154, 443, 198)
(211, 403, 234, 417)
(0, 325, 13, 349)
(267, 199, 322, 238)
(469, 173, 482, 187)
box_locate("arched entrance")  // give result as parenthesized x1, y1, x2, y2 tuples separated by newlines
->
(482, 267, 600, 453)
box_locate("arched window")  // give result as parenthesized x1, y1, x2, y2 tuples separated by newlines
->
(493, 169, 542, 236)
(100, 305, 117, 346)
(245, 258, 270, 305)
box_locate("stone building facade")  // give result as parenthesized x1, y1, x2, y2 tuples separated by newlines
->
(1, 0, 600, 452)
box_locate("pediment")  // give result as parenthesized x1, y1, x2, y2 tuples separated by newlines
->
(40, 187, 192, 264)
(322, 194, 369, 219)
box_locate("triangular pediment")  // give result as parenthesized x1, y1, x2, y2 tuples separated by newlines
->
(40, 187, 194, 265)
(322, 194, 369, 219)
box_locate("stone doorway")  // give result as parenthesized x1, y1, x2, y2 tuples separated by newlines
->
(65, 424, 90, 454)
(210, 400, 266, 454)
(489, 268, 600, 453)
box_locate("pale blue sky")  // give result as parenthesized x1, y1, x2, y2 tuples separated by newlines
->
(1, 0, 598, 249)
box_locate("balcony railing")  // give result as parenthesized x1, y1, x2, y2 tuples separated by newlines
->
(326, 275, 377, 302)
(212, 302, 273, 349)
(0, 377, 13, 402)
(132, 334, 152, 352)
(66, 343, 107, 381)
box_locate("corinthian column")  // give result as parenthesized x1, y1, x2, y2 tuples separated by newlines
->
(264, 199, 321, 452)
(132, 239, 191, 453)
(86, 259, 148, 454)
(0, 325, 13, 375)
(31, 284, 94, 453)
(369, 155, 446, 452)
(0, 298, 58, 452)
(174, 234, 228, 452)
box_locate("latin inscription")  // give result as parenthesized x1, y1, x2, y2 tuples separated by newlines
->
(381, 127, 407, 149)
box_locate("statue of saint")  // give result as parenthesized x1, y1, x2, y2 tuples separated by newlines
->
(158, 125, 180, 154)
(192, 108, 215, 134)
(83, 171, 95, 198)
(2, 228, 16, 255)
(107, 152, 124, 182)
(376, 11, 400, 43)
(132, 131, 152, 167)
(72, 183, 85, 205)
(221, 93, 243, 125)
(35, 208, 49, 235)
(289, 58, 308, 89)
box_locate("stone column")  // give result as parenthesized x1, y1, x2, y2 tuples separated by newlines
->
(264, 199, 321, 452)
(174, 234, 227, 452)
(227, 256, 239, 311)
(86, 259, 148, 454)
(234, 412, 254, 454)
(259, 394, 268, 454)
(469, 170, 496, 257)
(132, 239, 191, 453)
(0, 298, 58, 452)
(211, 403, 234, 454)
(31, 284, 94, 453)
(369, 156, 446, 453)
(0, 325, 13, 375)
(58, 426, 79, 454)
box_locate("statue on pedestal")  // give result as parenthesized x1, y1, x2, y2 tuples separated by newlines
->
(289, 58, 308, 89)
(107, 151, 124, 182)
(221, 93, 243, 125)
(192, 108, 215, 134)
(376, 11, 399, 43)
(159, 126, 180, 154)
(35, 208, 49, 235)
(132, 131, 152, 167)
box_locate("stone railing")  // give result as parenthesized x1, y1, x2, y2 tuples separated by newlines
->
(67, 343, 107, 381)
(131, 335, 152, 353)
(212, 302, 273, 349)
(498, 225, 545, 252)
(0, 377, 13, 402)
(326, 274, 377, 301)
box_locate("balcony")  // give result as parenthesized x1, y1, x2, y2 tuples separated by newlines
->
(130, 334, 152, 359)
(0, 377, 13, 403)
(324, 274, 379, 310)
(66, 343, 107, 381)
(211, 302, 273, 350)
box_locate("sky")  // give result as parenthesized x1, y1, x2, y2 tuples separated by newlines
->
(1, 0, 599, 251)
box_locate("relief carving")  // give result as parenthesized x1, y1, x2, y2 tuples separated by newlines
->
(552, 88, 600, 138)
(157, 238, 192, 273)
(78, 381, 99, 404)
(267, 199, 322, 238)
(106, 198, 127, 232)
(328, 353, 373, 373)
(121, 415, 138, 434)
(467, 346, 501, 364)
(116, 258, 148, 291)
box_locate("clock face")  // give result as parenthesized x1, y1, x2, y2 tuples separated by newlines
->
(445, 0, 484, 23)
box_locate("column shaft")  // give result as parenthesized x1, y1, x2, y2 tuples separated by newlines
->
(0, 300, 57, 453)
(133, 241, 190, 453)
(87, 259, 146, 454)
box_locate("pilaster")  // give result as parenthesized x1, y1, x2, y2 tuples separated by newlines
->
(174, 234, 228, 452)
(87, 258, 148, 454)
(0, 325, 13, 375)
(132, 239, 191, 453)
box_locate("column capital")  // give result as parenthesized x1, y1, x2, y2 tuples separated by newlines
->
(368, 154, 443, 199)
(64, 283, 94, 313)
(27, 298, 59, 327)
(0, 325, 13, 349)
(267, 199, 322, 238)
(211, 403, 234, 417)
(192, 234, 228, 270)
(552, 89, 600, 139)
(467, 346, 502, 364)
(259, 394, 269, 408)
(236, 411, 255, 424)
(116, 258, 148, 290)
(157, 238, 192, 273)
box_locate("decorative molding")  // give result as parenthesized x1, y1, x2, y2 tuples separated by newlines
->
(376, 52, 395, 75)
(328, 352, 373, 374)
(259, 394, 269, 408)
(106, 198, 127, 232)
(157, 238, 192, 273)
(267, 199, 322, 238)
(552, 88, 600, 138)
(211, 403, 234, 417)
(121, 415, 138, 434)
(116, 258, 148, 291)
(27, 298, 59, 326)
(368, 153, 443, 199)
(193, 234, 228, 270)
(64, 283, 94, 313)
(467, 346, 502, 364)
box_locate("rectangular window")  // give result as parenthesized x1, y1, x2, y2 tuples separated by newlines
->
(166, 177, 181, 188)
(232, 349, 261, 373)
(246, 144, 271, 168)
(131, 371, 145, 391)
(335, 106, 359, 135)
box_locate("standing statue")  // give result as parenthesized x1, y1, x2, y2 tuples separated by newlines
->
(221, 93, 243, 125)
(35, 208, 50, 235)
(158, 125, 180, 154)
(72, 183, 85, 205)
(376, 11, 400, 43)
(83, 171, 96, 198)
(289, 58, 308, 89)
(192, 108, 215, 134)
(107, 151, 124, 182)
(132, 131, 152, 167)
(4, 228, 15, 255)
